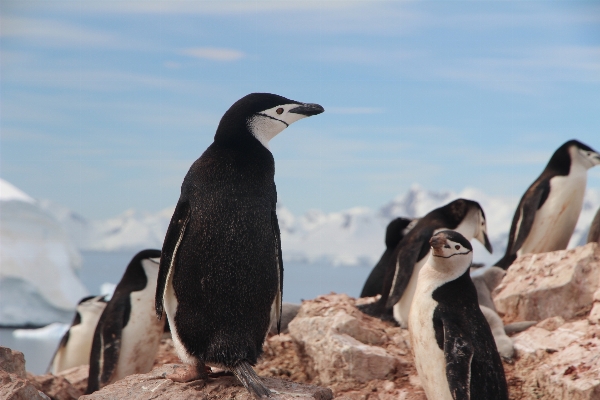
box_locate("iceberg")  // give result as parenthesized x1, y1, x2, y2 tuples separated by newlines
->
(0, 179, 88, 326)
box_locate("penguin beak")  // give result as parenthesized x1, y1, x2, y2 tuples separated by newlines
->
(429, 233, 448, 253)
(289, 103, 325, 116)
(482, 232, 493, 253)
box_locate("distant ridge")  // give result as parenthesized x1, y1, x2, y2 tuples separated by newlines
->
(37, 184, 600, 267)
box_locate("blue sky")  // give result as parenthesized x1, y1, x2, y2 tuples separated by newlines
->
(1, 1, 599, 219)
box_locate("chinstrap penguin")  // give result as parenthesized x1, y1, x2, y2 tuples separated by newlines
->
(360, 217, 416, 298)
(360, 199, 493, 328)
(86, 249, 164, 394)
(48, 295, 107, 374)
(409, 230, 508, 400)
(155, 93, 324, 398)
(495, 140, 600, 269)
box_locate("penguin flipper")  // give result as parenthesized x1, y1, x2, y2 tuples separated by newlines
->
(496, 180, 550, 269)
(271, 208, 283, 333)
(440, 318, 474, 400)
(156, 199, 191, 318)
(386, 230, 433, 307)
(86, 296, 130, 394)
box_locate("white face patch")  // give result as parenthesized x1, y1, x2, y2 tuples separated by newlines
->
(575, 147, 600, 170)
(247, 103, 309, 148)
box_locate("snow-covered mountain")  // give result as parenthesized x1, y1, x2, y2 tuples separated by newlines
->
(40, 184, 600, 267)
(0, 180, 89, 326)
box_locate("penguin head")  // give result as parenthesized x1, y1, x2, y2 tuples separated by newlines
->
(215, 93, 324, 149)
(444, 199, 493, 254)
(569, 140, 600, 170)
(429, 230, 473, 275)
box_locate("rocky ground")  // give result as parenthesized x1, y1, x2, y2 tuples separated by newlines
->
(1, 243, 599, 399)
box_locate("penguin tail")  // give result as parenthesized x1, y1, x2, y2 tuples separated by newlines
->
(231, 360, 272, 398)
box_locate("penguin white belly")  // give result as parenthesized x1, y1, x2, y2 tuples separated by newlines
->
(519, 172, 586, 256)
(113, 284, 164, 380)
(393, 255, 429, 328)
(53, 317, 99, 372)
(409, 277, 453, 400)
(164, 268, 196, 365)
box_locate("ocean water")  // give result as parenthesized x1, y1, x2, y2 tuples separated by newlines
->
(1, 250, 373, 374)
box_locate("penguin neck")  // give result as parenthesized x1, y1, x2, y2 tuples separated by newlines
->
(420, 255, 472, 293)
(450, 207, 479, 241)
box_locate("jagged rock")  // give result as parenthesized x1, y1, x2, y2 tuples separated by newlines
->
(511, 318, 600, 399)
(588, 288, 600, 324)
(0, 370, 49, 400)
(286, 293, 425, 399)
(80, 364, 333, 400)
(0, 347, 26, 379)
(56, 365, 89, 394)
(289, 294, 404, 385)
(27, 373, 80, 400)
(493, 243, 600, 323)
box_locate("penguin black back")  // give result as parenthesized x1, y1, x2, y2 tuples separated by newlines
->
(360, 217, 414, 298)
(154, 93, 323, 398)
(432, 271, 508, 399)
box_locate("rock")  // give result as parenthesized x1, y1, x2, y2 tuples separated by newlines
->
(80, 364, 333, 400)
(588, 288, 600, 324)
(56, 365, 89, 394)
(511, 318, 600, 399)
(0, 347, 26, 379)
(288, 294, 405, 385)
(493, 243, 600, 323)
(480, 305, 514, 359)
(27, 373, 81, 400)
(0, 370, 48, 400)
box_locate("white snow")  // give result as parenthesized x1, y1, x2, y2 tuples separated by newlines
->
(0, 179, 35, 203)
(1, 180, 88, 326)
(39, 183, 600, 267)
(13, 322, 69, 340)
(100, 282, 117, 301)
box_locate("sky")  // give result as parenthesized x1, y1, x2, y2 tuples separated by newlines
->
(1, 1, 600, 219)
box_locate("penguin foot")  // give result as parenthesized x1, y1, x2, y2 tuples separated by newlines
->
(167, 364, 209, 382)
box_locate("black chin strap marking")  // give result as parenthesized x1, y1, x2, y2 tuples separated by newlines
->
(257, 113, 289, 127)
(433, 250, 472, 259)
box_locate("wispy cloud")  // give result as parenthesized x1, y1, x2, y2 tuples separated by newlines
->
(0, 16, 115, 47)
(179, 47, 245, 62)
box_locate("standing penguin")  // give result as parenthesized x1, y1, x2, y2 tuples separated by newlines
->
(409, 231, 508, 400)
(155, 93, 324, 398)
(360, 199, 492, 328)
(360, 217, 416, 298)
(48, 295, 107, 374)
(495, 140, 600, 269)
(86, 249, 164, 394)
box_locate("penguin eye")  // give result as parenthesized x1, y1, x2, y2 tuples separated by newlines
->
(455, 245, 460, 250)
(276, 108, 284, 115)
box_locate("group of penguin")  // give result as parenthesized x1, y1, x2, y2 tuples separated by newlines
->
(47, 93, 600, 400)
